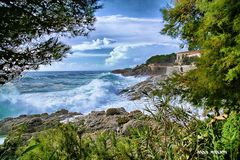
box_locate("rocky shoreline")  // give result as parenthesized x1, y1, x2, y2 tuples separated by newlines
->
(0, 108, 158, 143)
(119, 75, 167, 100)
(115, 64, 195, 100)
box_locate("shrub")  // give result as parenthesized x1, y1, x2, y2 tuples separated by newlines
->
(146, 53, 176, 64)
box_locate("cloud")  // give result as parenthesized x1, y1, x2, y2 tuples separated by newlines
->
(67, 53, 110, 58)
(105, 43, 155, 65)
(39, 14, 183, 71)
(105, 42, 181, 68)
(88, 15, 180, 46)
(97, 15, 162, 23)
(71, 38, 116, 51)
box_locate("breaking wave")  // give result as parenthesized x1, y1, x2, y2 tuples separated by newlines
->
(0, 72, 148, 118)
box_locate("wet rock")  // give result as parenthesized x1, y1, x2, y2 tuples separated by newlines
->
(90, 111, 105, 116)
(19, 115, 27, 118)
(26, 117, 43, 133)
(71, 112, 82, 116)
(54, 109, 69, 115)
(27, 117, 43, 127)
(120, 75, 166, 100)
(106, 107, 127, 116)
(112, 68, 132, 76)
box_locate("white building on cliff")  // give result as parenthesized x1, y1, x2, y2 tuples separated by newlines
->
(175, 50, 201, 65)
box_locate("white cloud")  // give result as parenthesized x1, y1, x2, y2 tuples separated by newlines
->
(105, 43, 155, 65)
(105, 42, 181, 68)
(71, 38, 116, 51)
(67, 53, 110, 58)
(39, 15, 184, 71)
(97, 15, 162, 23)
(93, 15, 176, 44)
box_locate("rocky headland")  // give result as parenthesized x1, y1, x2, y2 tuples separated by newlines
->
(113, 63, 195, 100)
(111, 53, 197, 100)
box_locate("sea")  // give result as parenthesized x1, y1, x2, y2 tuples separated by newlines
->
(0, 71, 148, 120)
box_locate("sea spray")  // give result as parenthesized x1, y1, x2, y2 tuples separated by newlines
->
(0, 71, 148, 119)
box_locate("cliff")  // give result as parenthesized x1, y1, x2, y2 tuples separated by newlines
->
(112, 63, 176, 76)
(112, 54, 176, 76)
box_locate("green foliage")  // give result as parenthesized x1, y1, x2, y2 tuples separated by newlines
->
(161, 0, 202, 50)
(18, 124, 82, 159)
(0, 124, 27, 160)
(145, 53, 176, 64)
(222, 112, 240, 159)
(162, 0, 240, 113)
(0, 0, 101, 84)
(149, 76, 240, 160)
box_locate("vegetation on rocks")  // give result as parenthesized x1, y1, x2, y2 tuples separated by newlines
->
(145, 53, 176, 65)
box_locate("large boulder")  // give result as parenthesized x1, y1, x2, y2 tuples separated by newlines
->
(27, 117, 43, 127)
(82, 113, 119, 132)
(26, 117, 43, 133)
(106, 107, 127, 116)
(116, 116, 130, 125)
(53, 109, 69, 115)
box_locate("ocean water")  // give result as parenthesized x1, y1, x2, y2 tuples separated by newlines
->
(0, 71, 148, 119)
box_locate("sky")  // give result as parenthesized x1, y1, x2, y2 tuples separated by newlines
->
(40, 0, 184, 71)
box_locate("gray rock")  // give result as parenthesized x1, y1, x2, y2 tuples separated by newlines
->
(106, 107, 127, 116)
(90, 111, 105, 116)
(0, 107, 153, 140)
(27, 117, 43, 127)
(0, 109, 81, 134)
(54, 109, 69, 115)
(26, 117, 43, 133)
(120, 75, 166, 100)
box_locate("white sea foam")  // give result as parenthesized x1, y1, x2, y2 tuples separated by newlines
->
(0, 136, 5, 145)
(0, 73, 149, 116)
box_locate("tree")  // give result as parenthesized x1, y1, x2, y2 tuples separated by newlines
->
(161, 0, 240, 113)
(0, 0, 101, 85)
(145, 53, 176, 64)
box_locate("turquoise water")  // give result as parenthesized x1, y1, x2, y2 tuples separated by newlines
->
(0, 71, 146, 119)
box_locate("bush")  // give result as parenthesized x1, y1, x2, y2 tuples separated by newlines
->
(146, 53, 176, 64)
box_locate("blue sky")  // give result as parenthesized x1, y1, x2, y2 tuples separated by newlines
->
(40, 0, 183, 71)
